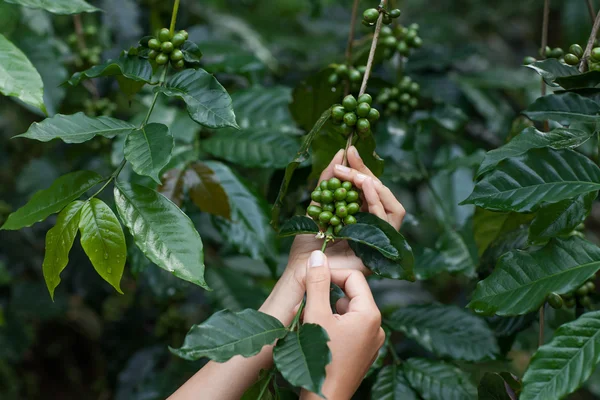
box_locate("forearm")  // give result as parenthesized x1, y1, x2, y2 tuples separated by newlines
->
(168, 269, 304, 400)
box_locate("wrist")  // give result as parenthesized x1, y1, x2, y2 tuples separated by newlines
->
(259, 268, 305, 326)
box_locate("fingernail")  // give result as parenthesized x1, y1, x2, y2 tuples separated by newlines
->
(309, 250, 324, 268)
(335, 164, 350, 174)
(356, 173, 369, 184)
(351, 146, 361, 159)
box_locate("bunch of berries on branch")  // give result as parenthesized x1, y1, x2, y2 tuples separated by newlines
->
(328, 64, 366, 90)
(146, 28, 188, 69)
(380, 24, 422, 59)
(331, 94, 380, 138)
(362, 7, 401, 26)
(307, 178, 361, 236)
(377, 75, 420, 116)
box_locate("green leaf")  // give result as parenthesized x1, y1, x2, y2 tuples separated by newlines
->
(473, 208, 533, 257)
(477, 373, 516, 400)
(170, 309, 287, 362)
(273, 323, 331, 397)
(241, 370, 275, 400)
(278, 216, 319, 237)
(403, 358, 477, 400)
(349, 241, 415, 281)
(124, 123, 173, 183)
(522, 92, 600, 125)
(15, 112, 135, 143)
(521, 311, 600, 400)
(271, 107, 330, 228)
(42, 200, 84, 299)
(205, 268, 266, 311)
(114, 182, 208, 289)
(556, 70, 600, 90)
(1, 171, 104, 230)
(4, 0, 99, 14)
(476, 127, 594, 177)
(181, 41, 203, 65)
(155, 69, 238, 129)
(290, 69, 341, 131)
(202, 128, 299, 169)
(372, 365, 419, 400)
(184, 162, 231, 219)
(0, 33, 45, 112)
(78, 199, 126, 293)
(528, 191, 596, 244)
(68, 54, 155, 86)
(386, 304, 499, 361)
(231, 86, 294, 130)
(525, 59, 579, 87)
(207, 161, 276, 262)
(467, 236, 600, 316)
(461, 148, 600, 213)
(415, 229, 476, 280)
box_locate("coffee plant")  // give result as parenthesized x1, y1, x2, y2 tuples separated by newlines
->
(3, 0, 600, 399)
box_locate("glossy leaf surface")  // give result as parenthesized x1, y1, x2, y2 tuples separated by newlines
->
(184, 162, 231, 219)
(371, 365, 419, 400)
(4, 0, 99, 14)
(522, 92, 600, 125)
(403, 358, 477, 400)
(69, 54, 155, 86)
(124, 123, 173, 183)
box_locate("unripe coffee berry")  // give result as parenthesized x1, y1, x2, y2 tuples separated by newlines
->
(356, 102, 371, 117)
(321, 190, 334, 203)
(343, 95, 358, 111)
(148, 38, 161, 50)
(323, 204, 335, 212)
(172, 33, 186, 47)
(344, 215, 357, 225)
(328, 177, 342, 190)
(334, 188, 347, 201)
(319, 211, 333, 223)
(344, 112, 357, 126)
(346, 190, 359, 203)
(161, 41, 174, 53)
(158, 28, 172, 42)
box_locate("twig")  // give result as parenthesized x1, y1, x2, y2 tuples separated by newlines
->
(169, 0, 181, 35)
(538, 305, 545, 348)
(73, 14, 87, 51)
(344, 0, 360, 96)
(540, 0, 550, 131)
(342, 0, 387, 166)
(587, 0, 596, 23)
(580, 8, 600, 72)
(388, 341, 401, 365)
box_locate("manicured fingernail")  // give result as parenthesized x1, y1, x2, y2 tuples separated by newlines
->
(356, 173, 369, 184)
(335, 164, 350, 174)
(309, 250, 324, 268)
(351, 146, 361, 159)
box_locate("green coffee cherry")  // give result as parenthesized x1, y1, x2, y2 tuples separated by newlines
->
(383, 14, 392, 25)
(148, 38, 161, 50)
(161, 41, 174, 53)
(564, 53, 579, 65)
(332, 106, 346, 121)
(339, 123, 353, 136)
(172, 33, 186, 47)
(156, 53, 169, 65)
(336, 206, 348, 218)
(411, 37, 423, 48)
(389, 9, 401, 18)
(335, 201, 347, 209)
(328, 177, 342, 190)
(569, 44, 584, 58)
(592, 47, 600, 62)
(587, 281, 596, 292)
(307, 205, 322, 218)
(523, 56, 536, 65)
(323, 203, 335, 212)
(328, 74, 339, 85)
(321, 190, 334, 203)
(356, 102, 371, 117)
(346, 190, 359, 203)
(547, 292, 563, 309)
(357, 118, 370, 133)
(363, 8, 379, 23)
(576, 285, 589, 296)
(307, 180, 361, 232)
(334, 225, 343, 235)
(367, 108, 380, 122)
(320, 181, 329, 190)
(330, 215, 341, 226)
(335, 64, 349, 76)
(358, 93, 372, 105)
(344, 215, 357, 225)
(311, 191, 322, 202)
(399, 93, 411, 104)
(344, 112, 358, 126)
(581, 296, 592, 307)
(158, 28, 172, 42)
(170, 49, 184, 61)
(148, 50, 158, 60)
(342, 181, 353, 191)
(347, 202, 360, 215)
(349, 69, 362, 82)
(334, 188, 347, 201)
(343, 95, 358, 111)
(179, 30, 189, 40)
(319, 211, 333, 223)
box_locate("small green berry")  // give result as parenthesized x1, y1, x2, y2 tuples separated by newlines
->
(349, 69, 362, 82)
(307, 205, 322, 218)
(334, 225, 343, 235)
(148, 50, 158, 60)
(158, 28, 172, 42)
(344, 112, 358, 126)
(388, 101, 400, 112)
(334, 188, 347, 201)
(576, 285, 589, 296)
(356, 102, 371, 117)
(592, 47, 600, 62)
(363, 8, 379, 24)
(148, 38, 161, 50)
(161, 41, 174, 53)
(319, 211, 333, 223)
(335, 201, 347, 209)
(335, 64, 349, 76)
(170, 49, 184, 61)
(383, 14, 392, 25)
(367, 108, 380, 122)
(399, 93, 411, 104)
(320, 181, 329, 190)
(358, 94, 372, 105)
(336, 206, 348, 218)
(343, 95, 358, 111)
(311, 191, 322, 202)
(179, 30, 189, 40)
(409, 97, 418, 108)
(570, 44, 584, 58)
(339, 123, 353, 136)
(328, 177, 342, 190)
(409, 82, 420, 94)
(547, 293, 563, 309)
(523, 56, 537, 65)
(156, 53, 169, 65)
(347, 202, 360, 215)
(411, 36, 423, 48)
(172, 33, 186, 47)
(344, 215, 357, 225)
(321, 190, 334, 203)
(551, 47, 564, 58)
(357, 118, 370, 133)
(587, 281, 596, 292)
(389, 8, 401, 18)
(323, 203, 335, 212)
(346, 190, 359, 203)
(564, 53, 580, 65)
(405, 29, 417, 41)
(332, 105, 346, 121)
(328, 73, 339, 85)
(581, 295, 592, 307)
(382, 36, 397, 48)
(330, 215, 342, 226)
(380, 26, 393, 37)
(397, 41, 409, 56)
(342, 181, 353, 191)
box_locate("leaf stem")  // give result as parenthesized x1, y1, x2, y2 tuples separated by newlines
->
(580, 6, 600, 73)
(388, 341, 401, 365)
(169, 0, 181, 36)
(89, 159, 126, 199)
(290, 300, 305, 332)
(538, 304, 545, 348)
(257, 369, 275, 399)
(344, 0, 360, 96)
(342, 0, 387, 167)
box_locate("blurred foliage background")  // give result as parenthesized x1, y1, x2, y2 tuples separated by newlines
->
(1, 0, 600, 398)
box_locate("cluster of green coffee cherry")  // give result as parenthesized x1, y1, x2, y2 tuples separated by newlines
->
(362, 7, 401, 26)
(307, 178, 361, 236)
(331, 94, 380, 138)
(66, 25, 102, 67)
(146, 28, 188, 69)
(83, 98, 117, 117)
(546, 279, 596, 309)
(376, 76, 420, 116)
(380, 24, 422, 59)
(327, 64, 366, 89)
(523, 44, 585, 67)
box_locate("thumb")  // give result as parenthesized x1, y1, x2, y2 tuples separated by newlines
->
(303, 250, 332, 323)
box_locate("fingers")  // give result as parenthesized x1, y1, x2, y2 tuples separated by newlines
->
(329, 269, 379, 314)
(362, 178, 387, 222)
(303, 251, 333, 322)
(376, 185, 406, 230)
(335, 297, 350, 315)
(347, 146, 380, 182)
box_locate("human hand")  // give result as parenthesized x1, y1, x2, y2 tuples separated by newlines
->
(288, 145, 406, 279)
(300, 250, 385, 400)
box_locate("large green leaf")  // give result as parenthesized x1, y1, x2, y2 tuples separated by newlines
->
(278, 216, 320, 237)
(521, 311, 600, 400)
(556, 71, 600, 90)
(526, 59, 579, 87)
(273, 323, 331, 397)
(461, 148, 600, 213)
(241, 370, 275, 400)
(371, 365, 419, 400)
(350, 241, 415, 281)
(79, 199, 126, 293)
(155, 69, 238, 129)
(231, 85, 294, 130)
(205, 268, 266, 311)
(528, 191, 596, 244)
(477, 373, 518, 400)
(271, 107, 330, 228)
(184, 162, 231, 219)
(403, 358, 477, 400)
(207, 161, 276, 262)
(386, 304, 499, 361)
(170, 309, 287, 362)
(467, 236, 600, 316)
(15, 112, 135, 143)
(0, 33, 45, 112)
(114, 182, 208, 289)
(1, 171, 104, 230)
(415, 229, 476, 280)
(290, 69, 341, 131)
(202, 128, 299, 169)
(473, 208, 533, 256)
(4, 0, 99, 14)
(68, 54, 155, 86)
(124, 123, 173, 183)
(42, 200, 84, 299)
(522, 92, 600, 125)
(476, 127, 594, 177)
